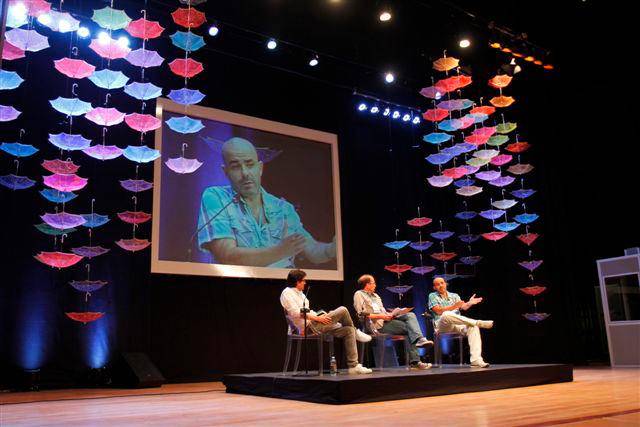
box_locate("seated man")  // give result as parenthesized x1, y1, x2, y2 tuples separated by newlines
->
(353, 274, 433, 370)
(280, 269, 373, 374)
(428, 276, 494, 368)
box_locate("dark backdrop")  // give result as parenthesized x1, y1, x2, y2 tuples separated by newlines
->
(1, 0, 637, 387)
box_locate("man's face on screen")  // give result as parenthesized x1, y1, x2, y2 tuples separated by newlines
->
(222, 139, 263, 198)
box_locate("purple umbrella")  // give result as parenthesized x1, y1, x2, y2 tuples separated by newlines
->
(71, 246, 110, 258)
(411, 266, 436, 275)
(475, 170, 501, 181)
(0, 105, 21, 122)
(120, 179, 153, 192)
(427, 175, 453, 187)
(83, 145, 123, 160)
(489, 176, 515, 187)
(125, 48, 165, 68)
(523, 313, 550, 323)
(5, 28, 49, 52)
(41, 212, 87, 229)
(409, 241, 433, 251)
(0, 174, 35, 190)
(49, 133, 92, 151)
(479, 209, 506, 220)
(460, 256, 482, 265)
(519, 260, 543, 272)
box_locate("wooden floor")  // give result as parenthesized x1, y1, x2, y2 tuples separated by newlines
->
(1, 368, 638, 426)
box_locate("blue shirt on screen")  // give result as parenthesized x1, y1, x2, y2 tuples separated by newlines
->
(428, 291, 461, 322)
(197, 185, 312, 268)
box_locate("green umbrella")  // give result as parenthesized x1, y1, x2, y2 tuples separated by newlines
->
(92, 6, 132, 31)
(496, 122, 517, 134)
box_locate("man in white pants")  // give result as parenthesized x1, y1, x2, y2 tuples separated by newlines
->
(428, 277, 494, 367)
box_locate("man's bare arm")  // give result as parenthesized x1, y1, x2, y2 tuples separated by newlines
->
(206, 234, 306, 266)
(431, 301, 464, 315)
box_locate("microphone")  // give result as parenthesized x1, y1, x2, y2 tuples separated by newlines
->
(300, 285, 312, 314)
(187, 194, 240, 262)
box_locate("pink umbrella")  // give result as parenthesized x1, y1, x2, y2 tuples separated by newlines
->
(2, 42, 25, 61)
(482, 231, 508, 241)
(43, 173, 88, 192)
(407, 217, 432, 227)
(42, 159, 80, 174)
(89, 36, 131, 60)
(490, 154, 513, 166)
(85, 107, 125, 126)
(165, 157, 203, 174)
(117, 211, 152, 224)
(12, 0, 51, 17)
(116, 238, 151, 252)
(125, 113, 161, 133)
(35, 251, 83, 269)
(83, 144, 123, 160)
(442, 167, 468, 179)
(54, 58, 95, 79)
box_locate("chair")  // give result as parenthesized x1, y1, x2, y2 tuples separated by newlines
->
(423, 311, 465, 367)
(357, 313, 410, 371)
(282, 310, 334, 376)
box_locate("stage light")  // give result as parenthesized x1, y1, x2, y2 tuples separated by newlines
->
(37, 13, 52, 25)
(208, 25, 220, 37)
(490, 42, 501, 49)
(267, 39, 278, 50)
(358, 103, 368, 111)
(98, 31, 110, 45)
(309, 54, 319, 67)
(58, 19, 71, 32)
(459, 39, 471, 48)
(543, 64, 554, 70)
(383, 107, 391, 116)
(370, 106, 379, 114)
(77, 27, 90, 38)
(514, 65, 522, 74)
(117, 36, 130, 47)
(379, 11, 392, 22)
(524, 55, 535, 62)
(412, 116, 421, 125)
(9, 2, 28, 20)
(510, 58, 517, 65)
(384, 72, 395, 84)
(392, 111, 400, 119)
(402, 113, 411, 122)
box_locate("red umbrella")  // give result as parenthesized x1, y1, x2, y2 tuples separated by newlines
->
(85, 107, 125, 127)
(117, 211, 152, 224)
(464, 134, 489, 146)
(430, 252, 457, 262)
(116, 238, 151, 252)
(384, 264, 413, 274)
(435, 75, 472, 92)
(519, 286, 547, 297)
(482, 231, 508, 241)
(517, 233, 540, 246)
(125, 113, 161, 133)
(126, 18, 165, 39)
(506, 142, 531, 153)
(65, 312, 105, 323)
(422, 108, 448, 122)
(54, 58, 95, 79)
(169, 58, 204, 78)
(470, 105, 495, 116)
(34, 251, 83, 268)
(488, 74, 513, 89)
(171, 7, 206, 28)
(407, 217, 432, 227)
(89, 37, 131, 60)
(42, 159, 80, 174)
(2, 42, 25, 61)
(442, 166, 468, 179)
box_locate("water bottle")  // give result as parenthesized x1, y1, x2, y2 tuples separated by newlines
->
(329, 355, 338, 376)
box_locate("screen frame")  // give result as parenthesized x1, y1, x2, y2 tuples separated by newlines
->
(150, 98, 344, 281)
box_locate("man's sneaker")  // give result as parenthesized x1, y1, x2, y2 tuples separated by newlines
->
(355, 329, 372, 343)
(470, 360, 490, 368)
(348, 363, 373, 374)
(477, 320, 494, 329)
(410, 361, 432, 370)
(414, 337, 434, 347)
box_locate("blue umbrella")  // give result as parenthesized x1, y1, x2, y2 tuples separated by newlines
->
(515, 213, 539, 224)
(459, 234, 480, 243)
(50, 97, 93, 116)
(81, 213, 110, 228)
(124, 82, 163, 100)
(423, 132, 452, 144)
(430, 231, 454, 240)
(0, 174, 35, 190)
(453, 142, 477, 154)
(426, 152, 453, 165)
(409, 241, 433, 251)
(479, 209, 506, 220)
(88, 69, 129, 90)
(438, 119, 463, 132)
(384, 240, 411, 250)
(166, 116, 205, 134)
(0, 70, 24, 90)
(454, 178, 475, 188)
(0, 142, 38, 157)
(170, 31, 205, 52)
(467, 113, 488, 124)
(511, 189, 536, 199)
(40, 189, 78, 203)
(460, 256, 482, 265)
(455, 211, 477, 220)
(168, 88, 206, 105)
(123, 145, 161, 163)
(49, 133, 92, 151)
(494, 222, 520, 232)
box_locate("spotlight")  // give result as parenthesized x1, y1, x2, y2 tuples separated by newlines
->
(370, 106, 379, 114)
(9, 2, 28, 19)
(267, 39, 278, 50)
(208, 25, 220, 37)
(383, 107, 391, 116)
(358, 103, 368, 111)
(514, 65, 522, 74)
(58, 19, 71, 32)
(510, 58, 517, 65)
(379, 11, 392, 22)
(524, 55, 535, 62)
(384, 72, 395, 84)
(98, 31, 110, 45)
(392, 111, 400, 119)
(309, 54, 319, 67)
(37, 13, 52, 25)
(459, 39, 471, 48)
(117, 36, 130, 47)
(412, 116, 421, 125)
(77, 27, 90, 38)
(402, 113, 411, 122)
(490, 42, 501, 49)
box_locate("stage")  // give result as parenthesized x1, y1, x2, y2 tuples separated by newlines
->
(223, 363, 573, 404)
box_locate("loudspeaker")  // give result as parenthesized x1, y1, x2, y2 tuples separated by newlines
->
(113, 353, 165, 388)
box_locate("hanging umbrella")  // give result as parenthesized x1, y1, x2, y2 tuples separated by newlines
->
(487, 135, 509, 146)
(89, 36, 131, 60)
(520, 285, 546, 296)
(496, 122, 517, 134)
(117, 211, 152, 224)
(464, 134, 489, 146)
(166, 116, 205, 134)
(475, 170, 501, 181)
(458, 115, 476, 130)
(116, 238, 151, 252)
(65, 312, 105, 323)
(454, 178, 475, 188)
(437, 99, 473, 111)
(91, 6, 131, 30)
(409, 241, 433, 251)
(123, 145, 161, 163)
(470, 105, 495, 116)
(34, 223, 76, 236)
(443, 166, 468, 179)
(35, 251, 83, 268)
(455, 211, 477, 220)
(386, 285, 414, 295)
(407, 217, 432, 227)
(426, 152, 453, 165)
(432, 56, 459, 71)
(435, 75, 472, 92)
(489, 175, 515, 187)
(515, 213, 539, 224)
(383, 240, 411, 250)
(11, 0, 51, 17)
(479, 209, 506, 220)
(488, 74, 513, 89)
(88, 69, 130, 89)
(4, 28, 49, 52)
(506, 142, 531, 153)
(460, 256, 482, 265)
(83, 145, 123, 160)
(40, 10, 80, 33)
(40, 188, 77, 203)
(430, 231, 454, 240)
(125, 113, 161, 133)
(71, 246, 109, 258)
(54, 57, 95, 79)
(82, 213, 110, 228)
(170, 31, 205, 52)
(43, 173, 88, 192)
(169, 58, 204, 78)
(411, 266, 436, 275)
(523, 313, 550, 323)
(473, 149, 500, 160)
(48, 133, 92, 151)
(490, 154, 513, 166)
(430, 252, 457, 262)
(50, 97, 93, 116)
(126, 18, 165, 39)
(494, 221, 520, 232)
(171, 7, 206, 28)
(427, 175, 453, 188)
(179, 0, 208, 5)
(384, 264, 413, 274)
(0, 142, 38, 157)
(482, 231, 508, 241)
(512, 189, 536, 199)
(2, 42, 25, 61)
(168, 88, 206, 105)
(69, 280, 108, 299)
(438, 119, 463, 132)
(490, 95, 515, 108)
(423, 132, 452, 144)
(466, 157, 490, 167)
(422, 108, 448, 122)
(508, 163, 534, 175)
(468, 113, 488, 124)
(125, 48, 164, 68)
(473, 127, 497, 138)
(166, 157, 203, 174)
(85, 107, 126, 126)
(419, 86, 445, 99)
(517, 233, 540, 246)
(6, 7, 28, 28)
(41, 212, 86, 229)
(124, 82, 162, 101)
(459, 234, 480, 243)
(120, 179, 153, 192)
(0, 69, 24, 90)
(453, 142, 476, 154)
(0, 174, 35, 189)
(492, 199, 517, 210)
(456, 186, 483, 197)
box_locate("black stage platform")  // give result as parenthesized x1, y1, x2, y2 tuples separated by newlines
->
(223, 364, 573, 404)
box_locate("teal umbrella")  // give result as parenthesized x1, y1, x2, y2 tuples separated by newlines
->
(170, 31, 205, 52)
(88, 69, 130, 90)
(92, 6, 132, 31)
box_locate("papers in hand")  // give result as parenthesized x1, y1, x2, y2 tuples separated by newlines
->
(389, 307, 414, 318)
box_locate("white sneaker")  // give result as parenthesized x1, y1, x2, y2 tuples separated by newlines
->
(470, 360, 490, 368)
(348, 363, 373, 374)
(355, 329, 372, 343)
(477, 320, 494, 329)
(410, 361, 432, 370)
(414, 337, 434, 347)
